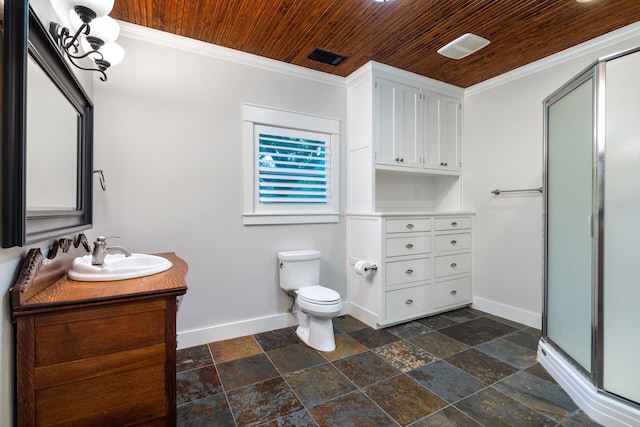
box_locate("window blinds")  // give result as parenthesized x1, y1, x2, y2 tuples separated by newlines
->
(258, 132, 329, 204)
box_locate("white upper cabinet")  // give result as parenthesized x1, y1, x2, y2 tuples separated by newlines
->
(374, 78, 422, 169)
(424, 93, 463, 173)
(372, 77, 462, 175)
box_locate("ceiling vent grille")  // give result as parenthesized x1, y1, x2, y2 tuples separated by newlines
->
(308, 48, 346, 66)
(437, 33, 490, 60)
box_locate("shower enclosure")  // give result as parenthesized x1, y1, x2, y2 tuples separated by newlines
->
(541, 46, 640, 425)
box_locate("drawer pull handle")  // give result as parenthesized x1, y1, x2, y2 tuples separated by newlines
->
(406, 243, 414, 249)
(450, 262, 457, 268)
(406, 223, 414, 229)
(450, 240, 457, 245)
(451, 221, 458, 227)
(405, 269, 414, 274)
(406, 299, 413, 305)
(450, 290, 457, 295)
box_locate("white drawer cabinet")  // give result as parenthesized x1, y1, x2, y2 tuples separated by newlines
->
(386, 258, 431, 286)
(347, 213, 473, 328)
(434, 217, 472, 231)
(386, 235, 430, 257)
(434, 233, 472, 252)
(434, 277, 472, 309)
(434, 253, 472, 278)
(385, 285, 431, 322)
(386, 218, 431, 233)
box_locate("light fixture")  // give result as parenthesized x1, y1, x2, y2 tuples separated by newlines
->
(437, 33, 490, 60)
(49, 0, 124, 81)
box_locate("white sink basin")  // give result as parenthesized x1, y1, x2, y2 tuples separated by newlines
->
(68, 253, 173, 282)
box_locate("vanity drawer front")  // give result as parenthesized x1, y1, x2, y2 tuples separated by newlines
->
(434, 277, 472, 309)
(434, 253, 472, 278)
(386, 218, 431, 234)
(434, 217, 472, 231)
(386, 235, 430, 257)
(434, 233, 472, 253)
(35, 301, 166, 366)
(385, 258, 430, 287)
(386, 285, 430, 321)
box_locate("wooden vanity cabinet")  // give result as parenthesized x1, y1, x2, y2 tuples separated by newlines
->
(10, 236, 188, 426)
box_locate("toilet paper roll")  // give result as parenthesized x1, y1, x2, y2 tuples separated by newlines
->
(355, 260, 373, 277)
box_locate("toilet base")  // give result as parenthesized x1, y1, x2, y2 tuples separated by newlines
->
(296, 312, 336, 352)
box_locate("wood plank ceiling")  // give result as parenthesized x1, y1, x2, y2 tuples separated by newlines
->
(110, 0, 640, 88)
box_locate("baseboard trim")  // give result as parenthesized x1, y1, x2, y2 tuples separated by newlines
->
(177, 302, 349, 349)
(347, 302, 379, 329)
(472, 296, 541, 329)
(538, 340, 640, 427)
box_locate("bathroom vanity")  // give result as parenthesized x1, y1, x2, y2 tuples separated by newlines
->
(10, 235, 188, 426)
(347, 213, 474, 328)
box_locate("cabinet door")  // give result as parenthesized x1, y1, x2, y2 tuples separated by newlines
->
(424, 92, 462, 173)
(374, 78, 399, 166)
(398, 84, 422, 168)
(374, 78, 421, 168)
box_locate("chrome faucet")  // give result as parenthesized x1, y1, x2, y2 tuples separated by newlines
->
(91, 236, 131, 266)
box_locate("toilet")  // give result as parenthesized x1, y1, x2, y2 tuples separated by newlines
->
(278, 250, 342, 352)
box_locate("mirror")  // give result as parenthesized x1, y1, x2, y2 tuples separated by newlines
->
(2, 3, 93, 247)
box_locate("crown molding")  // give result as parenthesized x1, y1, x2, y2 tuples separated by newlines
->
(465, 21, 640, 96)
(118, 21, 346, 89)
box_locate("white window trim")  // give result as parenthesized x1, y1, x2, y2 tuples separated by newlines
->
(243, 104, 340, 225)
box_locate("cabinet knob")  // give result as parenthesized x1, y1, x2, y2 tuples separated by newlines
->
(406, 223, 414, 229)
(405, 243, 414, 249)
(400, 158, 404, 162)
(405, 269, 414, 274)
(406, 299, 413, 305)
(451, 221, 458, 227)
(450, 262, 457, 268)
(440, 162, 444, 166)
(450, 240, 457, 245)
(395, 157, 400, 162)
(450, 290, 457, 295)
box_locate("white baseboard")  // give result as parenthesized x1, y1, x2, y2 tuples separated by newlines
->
(346, 302, 379, 329)
(177, 302, 349, 349)
(538, 340, 640, 427)
(472, 296, 541, 329)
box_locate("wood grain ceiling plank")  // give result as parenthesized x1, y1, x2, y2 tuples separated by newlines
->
(109, 0, 640, 87)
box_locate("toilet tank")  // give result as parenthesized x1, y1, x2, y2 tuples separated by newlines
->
(278, 250, 321, 291)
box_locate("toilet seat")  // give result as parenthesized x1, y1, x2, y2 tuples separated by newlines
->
(298, 286, 341, 305)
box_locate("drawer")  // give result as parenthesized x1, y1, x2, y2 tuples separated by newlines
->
(434, 217, 472, 231)
(385, 284, 431, 321)
(386, 235, 430, 257)
(385, 258, 430, 287)
(434, 253, 472, 278)
(35, 308, 166, 366)
(434, 277, 472, 309)
(434, 232, 472, 252)
(386, 218, 431, 234)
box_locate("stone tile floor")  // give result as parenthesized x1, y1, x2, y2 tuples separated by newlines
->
(176, 308, 603, 426)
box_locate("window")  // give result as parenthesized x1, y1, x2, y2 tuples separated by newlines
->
(243, 104, 339, 225)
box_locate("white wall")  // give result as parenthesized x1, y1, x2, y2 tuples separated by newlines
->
(91, 26, 347, 348)
(463, 23, 640, 328)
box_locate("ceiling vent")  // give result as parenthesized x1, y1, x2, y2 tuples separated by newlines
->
(437, 33, 490, 60)
(308, 48, 346, 66)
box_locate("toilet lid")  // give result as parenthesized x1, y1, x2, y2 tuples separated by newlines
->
(298, 286, 341, 304)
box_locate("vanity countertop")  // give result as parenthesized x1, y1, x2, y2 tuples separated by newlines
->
(10, 235, 188, 316)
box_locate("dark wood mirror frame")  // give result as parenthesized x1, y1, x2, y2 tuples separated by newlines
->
(2, 2, 94, 248)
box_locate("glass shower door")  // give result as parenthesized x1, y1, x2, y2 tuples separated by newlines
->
(602, 52, 640, 405)
(544, 75, 594, 373)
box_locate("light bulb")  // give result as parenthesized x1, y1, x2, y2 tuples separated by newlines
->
(69, 0, 115, 18)
(89, 16, 120, 43)
(97, 42, 125, 67)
